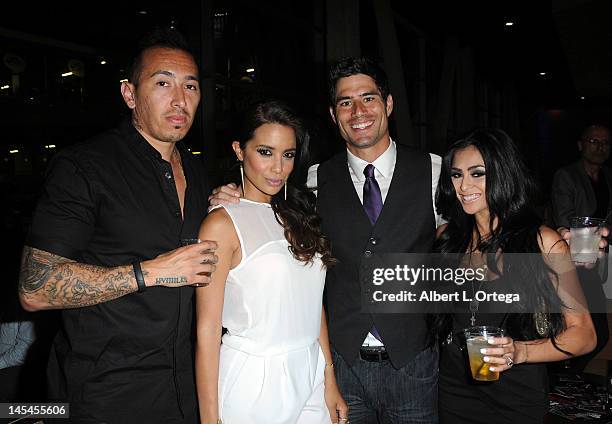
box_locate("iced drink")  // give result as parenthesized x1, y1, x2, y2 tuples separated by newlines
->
(464, 326, 504, 382)
(570, 217, 604, 264)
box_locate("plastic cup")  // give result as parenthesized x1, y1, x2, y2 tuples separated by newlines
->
(180, 238, 209, 287)
(464, 326, 504, 382)
(570, 217, 604, 264)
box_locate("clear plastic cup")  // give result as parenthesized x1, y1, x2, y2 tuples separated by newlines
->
(180, 238, 209, 287)
(570, 217, 604, 264)
(464, 326, 504, 381)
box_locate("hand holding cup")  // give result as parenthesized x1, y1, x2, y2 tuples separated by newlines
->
(464, 326, 513, 381)
(141, 240, 218, 289)
(180, 238, 218, 287)
(561, 217, 608, 267)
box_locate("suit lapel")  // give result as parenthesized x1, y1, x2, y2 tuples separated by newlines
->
(576, 162, 597, 211)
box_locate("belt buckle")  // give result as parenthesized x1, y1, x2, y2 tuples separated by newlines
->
(360, 347, 387, 362)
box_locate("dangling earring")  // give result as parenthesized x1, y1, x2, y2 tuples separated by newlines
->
(284, 182, 287, 201)
(239, 162, 245, 194)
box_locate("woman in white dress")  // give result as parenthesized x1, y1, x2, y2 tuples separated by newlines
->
(195, 100, 348, 424)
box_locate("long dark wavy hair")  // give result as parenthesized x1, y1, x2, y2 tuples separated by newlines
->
(234, 100, 335, 267)
(431, 128, 569, 352)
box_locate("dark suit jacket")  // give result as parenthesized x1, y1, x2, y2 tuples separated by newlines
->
(551, 161, 612, 228)
(551, 160, 612, 282)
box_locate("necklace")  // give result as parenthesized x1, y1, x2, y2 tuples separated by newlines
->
(469, 260, 487, 326)
(469, 283, 483, 326)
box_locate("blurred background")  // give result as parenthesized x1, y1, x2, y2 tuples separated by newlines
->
(1, 0, 612, 405)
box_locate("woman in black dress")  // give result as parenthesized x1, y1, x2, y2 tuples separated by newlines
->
(432, 128, 596, 423)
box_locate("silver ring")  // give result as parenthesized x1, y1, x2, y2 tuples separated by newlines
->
(505, 355, 514, 367)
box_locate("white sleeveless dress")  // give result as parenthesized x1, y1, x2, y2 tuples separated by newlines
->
(214, 199, 330, 424)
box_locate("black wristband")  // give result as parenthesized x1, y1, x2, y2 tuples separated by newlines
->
(133, 261, 146, 293)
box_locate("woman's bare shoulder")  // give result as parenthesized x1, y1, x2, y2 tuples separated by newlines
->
(537, 225, 568, 254)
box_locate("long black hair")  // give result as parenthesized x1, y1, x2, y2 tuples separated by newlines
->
(432, 128, 568, 351)
(234, 100, 335, 267)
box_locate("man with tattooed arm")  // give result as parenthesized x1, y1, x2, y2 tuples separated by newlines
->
(17, 28, 215, 423)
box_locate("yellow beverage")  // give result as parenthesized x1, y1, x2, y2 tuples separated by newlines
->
(466, 336, 500, 381)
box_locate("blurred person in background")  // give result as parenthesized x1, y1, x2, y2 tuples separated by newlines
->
(551, 124, 611, 374)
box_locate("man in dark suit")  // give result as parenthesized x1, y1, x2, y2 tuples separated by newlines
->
(308, 57, 441, 423)
(551, 124, 611, 373)
(210, 57, 442, 423)
(552, 125, 612, 226)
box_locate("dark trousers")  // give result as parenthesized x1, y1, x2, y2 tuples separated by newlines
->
(332, 347, 439, 423)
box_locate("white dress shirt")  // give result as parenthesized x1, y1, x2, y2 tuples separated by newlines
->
(307, 140, 443, 347)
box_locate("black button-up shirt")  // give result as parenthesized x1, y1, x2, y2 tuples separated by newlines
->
(27, 120, 209, 423)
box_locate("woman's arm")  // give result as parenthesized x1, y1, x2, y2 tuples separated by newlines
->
(514, 226, 596, 363)
(484, 226, 597, 370)
(195, 208, 239, 424)
(319, 307, 348, 423)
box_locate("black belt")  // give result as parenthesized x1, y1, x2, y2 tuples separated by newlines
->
(359, 347, 389, 362)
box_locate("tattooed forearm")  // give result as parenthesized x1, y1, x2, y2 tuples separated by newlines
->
(19, 246, 65, 292)
(155, 276, 188, 285)
(19, 246, 138, 310)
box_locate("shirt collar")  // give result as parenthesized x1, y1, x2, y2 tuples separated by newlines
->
(346, 139, 397, 182)
(122, 118, 188, 162)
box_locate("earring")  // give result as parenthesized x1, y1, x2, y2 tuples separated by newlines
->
(284, 182, 287, 201)
(239, 162, 245, 192)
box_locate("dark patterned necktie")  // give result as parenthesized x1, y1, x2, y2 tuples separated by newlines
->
(363, 164, 384, 343)
(363, 164, 383, 224)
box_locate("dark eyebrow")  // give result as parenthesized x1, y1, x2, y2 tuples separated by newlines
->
(255, 144, 297, 152)
(150, 70, 173, 78)
(451, 165, 485, 172)
(149, 70, 199, 81)
(335, 92, 381, 104)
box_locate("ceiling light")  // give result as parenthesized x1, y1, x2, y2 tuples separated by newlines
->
(138, 10, 148, 15)
(539, 72, 546, 76)
(100, 60, 107, 65)
(505, 22, 514, 26)
(9, 149, 19, 154)
(580, 96, 585, 100)
(191, 151, 202, 155)
(61, 71, 73, 77)
(0, 85, 9, 90)
(246, 68, 255, 73)
(45, 144, 56, 149)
